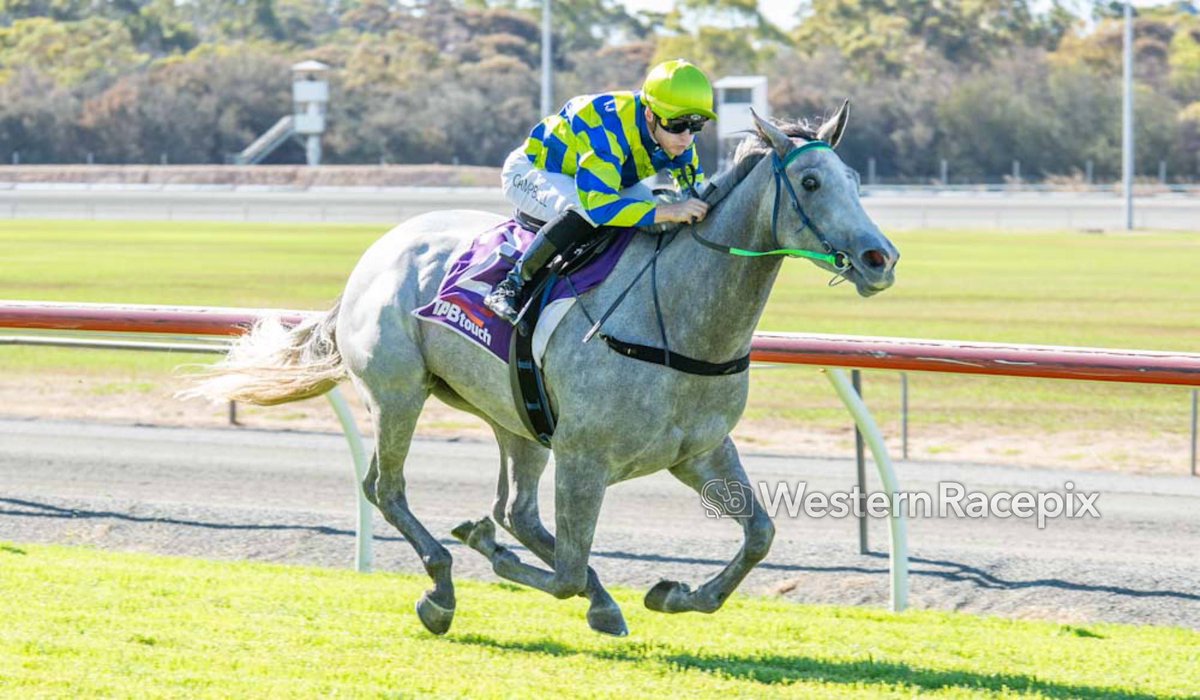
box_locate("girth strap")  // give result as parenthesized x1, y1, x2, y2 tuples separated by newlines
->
(599, 334, 750, 376)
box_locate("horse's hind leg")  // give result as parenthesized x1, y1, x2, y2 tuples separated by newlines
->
(360, 378, 457, 635)
(483, 429, 626, 636)
(645, 437, 774, 614)
(451, 451, 606, 604)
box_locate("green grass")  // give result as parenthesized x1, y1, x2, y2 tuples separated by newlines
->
(1, 543, 1196, 698)
(2, 221, 1199, 452)
(763, 228, 1200, 350)
(750, 227, 1200, 449)
(0, 219, 378, 306)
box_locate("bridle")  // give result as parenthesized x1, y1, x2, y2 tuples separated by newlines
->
(688, 140, 852, 275)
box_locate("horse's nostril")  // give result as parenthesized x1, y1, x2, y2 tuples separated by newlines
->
(863, 249, 887, 270)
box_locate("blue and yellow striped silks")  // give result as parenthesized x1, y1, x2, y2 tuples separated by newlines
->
(523, 91, 705, 228)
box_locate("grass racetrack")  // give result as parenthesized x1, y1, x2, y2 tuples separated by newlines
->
(3, 224, 1200, 696)
(1, 543, 1197, 699)
(2, 220, 1198, 471)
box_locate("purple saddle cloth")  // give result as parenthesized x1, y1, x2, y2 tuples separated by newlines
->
(412, 218, 635, 362)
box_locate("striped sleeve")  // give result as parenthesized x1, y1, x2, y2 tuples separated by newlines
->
(571, 100, 655, 227)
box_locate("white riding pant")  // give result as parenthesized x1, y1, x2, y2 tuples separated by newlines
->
(500, 146, 654, 226)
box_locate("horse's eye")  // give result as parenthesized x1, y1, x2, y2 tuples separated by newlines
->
(801, 175, 820, 192)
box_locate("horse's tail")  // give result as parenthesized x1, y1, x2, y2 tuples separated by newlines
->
(181, 298, 347, 406)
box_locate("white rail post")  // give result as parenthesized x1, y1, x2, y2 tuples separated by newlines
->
(852, 370, 868, 554)
(325, 387, 374, 573)
(901, 372, 909, 460)
(1191, 389, 1197, 477)
(825, 368, 909, 612)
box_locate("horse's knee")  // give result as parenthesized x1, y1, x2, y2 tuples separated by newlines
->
(548, 572, 588, 600)
(744, 516, 775, 563)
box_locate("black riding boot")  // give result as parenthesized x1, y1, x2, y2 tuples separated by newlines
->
(485, 210, 594, 324)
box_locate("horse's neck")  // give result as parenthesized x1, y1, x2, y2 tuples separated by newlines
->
(654, 159, 782, 360)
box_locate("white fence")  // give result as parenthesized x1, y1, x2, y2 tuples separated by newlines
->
(2, 185, 1199, 230)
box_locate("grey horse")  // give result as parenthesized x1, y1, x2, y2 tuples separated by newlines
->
(188, 106, 898, 637)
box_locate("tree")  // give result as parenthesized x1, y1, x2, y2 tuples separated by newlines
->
(652, 26, 766, 77)
(474, 0, 647, 55)
(0, 0, 92, 22)
(80, 45, 293, 163)
(122, 0, 200, 54)
(556, 41, 654, 97)
(0, 17, 147, 88)
(173, 0, 286, 43)
(1168, 17, 1200, 101)
(0, 68, 81, 162)
(794, 0, 1079, 79)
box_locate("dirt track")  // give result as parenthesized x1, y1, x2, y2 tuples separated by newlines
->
(2, 417, 1198, 631)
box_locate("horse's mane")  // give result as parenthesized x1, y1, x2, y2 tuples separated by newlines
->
(707, 117, 821, 197)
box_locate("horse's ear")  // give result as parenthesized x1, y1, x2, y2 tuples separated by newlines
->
(816, 99, 850, 149)
(750, 108, 794, 157)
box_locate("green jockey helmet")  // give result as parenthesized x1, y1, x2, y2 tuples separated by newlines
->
(642, 59, 718, 122)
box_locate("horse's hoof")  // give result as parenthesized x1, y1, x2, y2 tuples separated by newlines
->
(451, 517, 495, 551)
(415, 591, 455, 635)
(450, 520, 476, 543)
(644, 579, 690, 614)
(451, 518, 501, 559)
(587, 602, 629, 637)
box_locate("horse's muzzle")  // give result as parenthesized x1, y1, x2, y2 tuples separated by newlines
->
(850, 243, 899, 296)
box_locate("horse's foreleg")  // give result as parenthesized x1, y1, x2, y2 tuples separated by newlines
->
(646, 437, 774, 614)
(488, 432, 626, 636)
(453, 453, 607, 602)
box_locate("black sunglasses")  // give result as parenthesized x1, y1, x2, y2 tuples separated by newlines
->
(659, 115, 708, 134)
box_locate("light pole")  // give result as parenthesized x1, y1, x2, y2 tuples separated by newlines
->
(541, 0, 552, 116)
(1122, 1, 1135, 230)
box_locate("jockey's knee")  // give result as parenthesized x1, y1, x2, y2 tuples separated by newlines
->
(542, 208, 595, 248)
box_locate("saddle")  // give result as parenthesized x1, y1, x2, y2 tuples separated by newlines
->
(508, 213, 623, 447)
(411, 216, 637, 448)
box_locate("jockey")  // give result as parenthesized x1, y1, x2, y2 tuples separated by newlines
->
(484, 58, 717, 324)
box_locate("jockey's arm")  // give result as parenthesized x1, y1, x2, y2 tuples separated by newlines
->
(575, 151, 656, 227)
(571, 115, 709, 227)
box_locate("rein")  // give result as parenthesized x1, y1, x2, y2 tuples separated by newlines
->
(575, 139, 853, 375)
